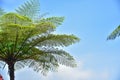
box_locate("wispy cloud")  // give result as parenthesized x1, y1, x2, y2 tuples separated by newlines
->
(41, 62, 110, 80)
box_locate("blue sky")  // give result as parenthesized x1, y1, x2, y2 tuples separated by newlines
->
(0, 0, 120, 80)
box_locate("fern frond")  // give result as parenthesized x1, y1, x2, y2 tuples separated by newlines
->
(16, 0, 40, 19)
(40, 17, 64, 27)
(28, 54, 59, 75)
(37, 12, 49, 20)
(29, 34, 80, 48)
(32, 21, 56, 35)
(0, 13, 33, 43)
(23, 48, 76, 75)
(15, 61, 26, 70)
(1, 13, 32, 24)
(17, 47, 76, 74)
(107, 25, 120, 40)
(17, 50, 58, 75)
(41, 48, 76, 67)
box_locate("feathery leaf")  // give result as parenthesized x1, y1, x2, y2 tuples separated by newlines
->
(40, 17, 64, 27)
(107, 25, 120, 40)
(16, 0, 40, 19)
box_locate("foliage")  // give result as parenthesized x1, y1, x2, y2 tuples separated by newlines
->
(0, 0, 80, 79)
(15, 0, 40, 19)
(107, 25, 120, 40)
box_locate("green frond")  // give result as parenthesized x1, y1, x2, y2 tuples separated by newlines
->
(29, 34, 80, 48)
(16, 47, 76, 74)
(15, 0, 40, 19)
(40, 17, 64, 27)
(0, 13, 34, 42)
(1, 13, 32, 24)
(15, 61, 27, 70)
(107, 25, 120, 40)
(15, 46, 76, 74)
(37, 12, 49, 20)
(17, 50, 59, 74)
(41, 48, 76, 67)
(0, 42, 12, 58)
(0, 8, 5, 16)
(32, 21, 56, 35)
(28, 54, 59, 75)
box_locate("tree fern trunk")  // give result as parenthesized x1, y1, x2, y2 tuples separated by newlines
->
(8, 62, 15, 80)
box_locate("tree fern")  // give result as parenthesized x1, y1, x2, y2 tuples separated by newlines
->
(0, 0, 80, 80)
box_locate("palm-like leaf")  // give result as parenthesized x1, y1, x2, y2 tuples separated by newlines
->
(107, 25, 120, 40)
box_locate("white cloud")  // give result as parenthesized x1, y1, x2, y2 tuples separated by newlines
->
(53, 66, 93, 80)
(50, 62, 110, 80)
(15, 61, 110, 80)
(40, 61, 93, 80)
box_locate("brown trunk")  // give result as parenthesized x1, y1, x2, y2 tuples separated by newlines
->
(8, 62, 15, 80)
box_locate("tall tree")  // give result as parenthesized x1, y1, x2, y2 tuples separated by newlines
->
(0, 0, 80, 80)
